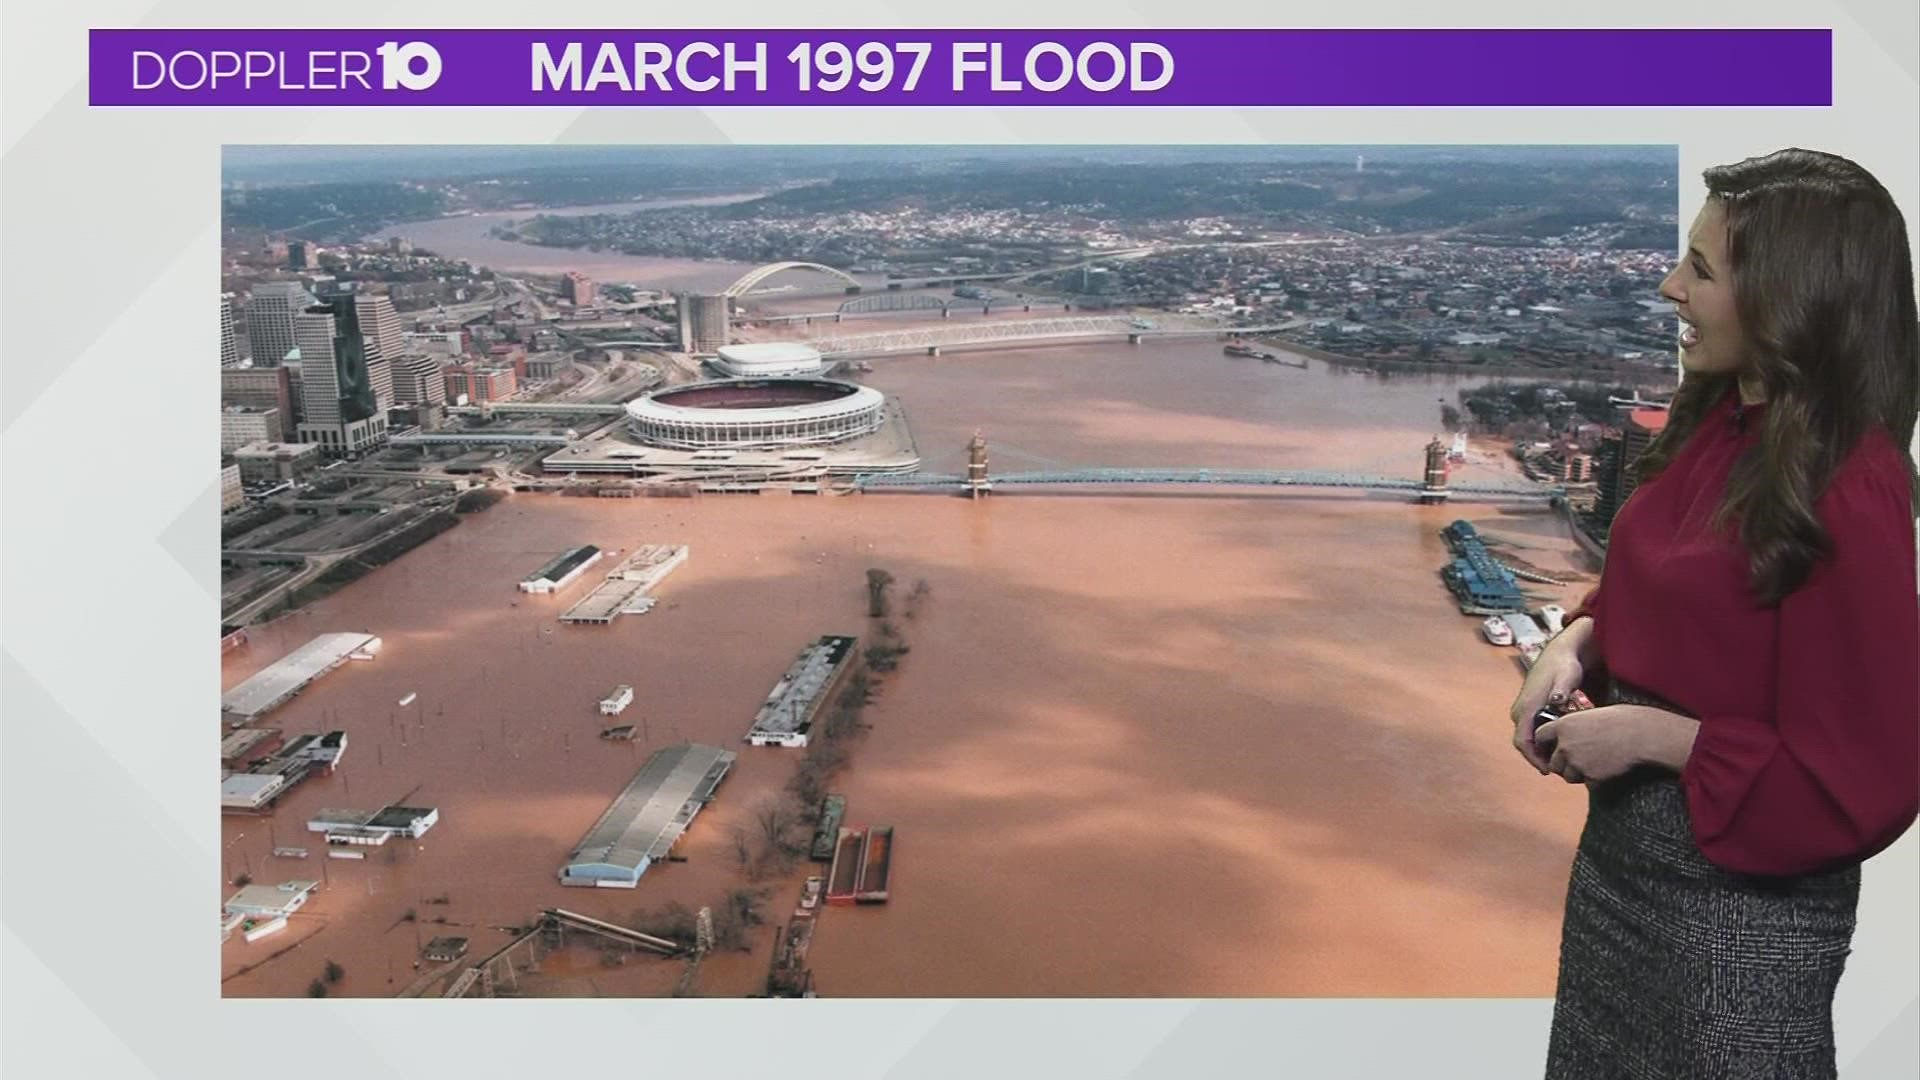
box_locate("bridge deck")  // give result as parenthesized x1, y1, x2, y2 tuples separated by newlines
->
(852, 468, 1557, 497)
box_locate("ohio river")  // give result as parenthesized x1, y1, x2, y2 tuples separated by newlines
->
(222, 328, 1604, 998)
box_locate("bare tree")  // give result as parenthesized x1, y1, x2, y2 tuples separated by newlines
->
(905, 578, 932, 620)
(865, 568, 896, 617)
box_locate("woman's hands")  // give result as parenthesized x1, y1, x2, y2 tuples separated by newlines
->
(1510, 620, 1592, 773)
(1534, 705, 1701, 784)
(1508, 614, 1703, 784)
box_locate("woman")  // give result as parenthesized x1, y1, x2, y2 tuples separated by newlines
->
(1511, 147, 1919, 1078)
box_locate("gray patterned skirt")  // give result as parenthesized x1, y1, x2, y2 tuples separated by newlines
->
(1544, 677, 1860, 1079)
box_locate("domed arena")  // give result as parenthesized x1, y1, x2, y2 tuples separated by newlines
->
(624, 378, 887, 450)
(711, 341, 825, 378)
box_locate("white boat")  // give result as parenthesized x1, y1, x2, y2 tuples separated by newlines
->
(1538, 605, 1568, 634)
(1481, 616, 1515, 646)
(1501, 612, 1548, 649)
(398, 692, 417, 707)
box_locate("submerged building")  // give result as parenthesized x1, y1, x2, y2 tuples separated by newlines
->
(559, 743, 736, 888)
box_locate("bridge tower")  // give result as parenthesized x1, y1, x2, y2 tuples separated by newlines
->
(1419, 436, 1451, 504)
(966, 430, 992, 499)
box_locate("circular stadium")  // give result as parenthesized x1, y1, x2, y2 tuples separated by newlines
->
(625, 379, 886, 450)
(711, 341, 825, 378)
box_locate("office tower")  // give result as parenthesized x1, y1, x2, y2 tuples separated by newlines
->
(563, 271, 596, 307)
(245, 282, 313, 368)
(391, 353, 448, 407)
(294, 301, 388, 455)
(220, 293, 240, 368)
(353, 292, 403, 410)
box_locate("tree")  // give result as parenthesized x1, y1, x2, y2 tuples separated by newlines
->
(308, 980, 329, 998)
(324, 959, 345, 984)
(865, 569, 896, 617)
(905, 579, 932, 620)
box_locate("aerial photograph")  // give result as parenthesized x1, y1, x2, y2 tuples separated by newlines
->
(216, 145, 1682, 998)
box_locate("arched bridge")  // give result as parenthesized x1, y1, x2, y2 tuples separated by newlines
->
(723, 261, 862, 298)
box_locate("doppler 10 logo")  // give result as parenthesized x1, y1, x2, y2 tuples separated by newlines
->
(130, 40, 442, 92)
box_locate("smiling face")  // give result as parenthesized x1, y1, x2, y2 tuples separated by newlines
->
(1660, 200, 1751, 379)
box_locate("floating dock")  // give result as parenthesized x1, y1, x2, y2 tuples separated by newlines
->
(856, 825, 894, 904)
(809, 794, 847, 861)
(560, 545, 688, 625)
(825, 827, 864, 905)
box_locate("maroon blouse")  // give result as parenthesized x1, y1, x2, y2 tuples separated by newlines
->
(1566, 384, 1919, 876)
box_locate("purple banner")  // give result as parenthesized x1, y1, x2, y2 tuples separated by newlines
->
(88, 29, 1831, 107)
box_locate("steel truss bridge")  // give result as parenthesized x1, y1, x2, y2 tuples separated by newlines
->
(802, 316, 1305, 358)
(852, 468, 1561, 499)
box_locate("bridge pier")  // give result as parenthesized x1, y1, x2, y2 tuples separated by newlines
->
(1127, 333, 1142, 345)
(966, 431, 991, 499)
(941, 308, 951, 319)
(927, 346, 941, 356)
(1419, 436, 1452, 504)
(834, 313, 843, 323)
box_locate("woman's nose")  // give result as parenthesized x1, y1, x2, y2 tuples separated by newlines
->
(1657, 268, 1685, 304)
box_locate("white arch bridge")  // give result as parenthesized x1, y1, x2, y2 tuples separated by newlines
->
(722, 261, 863, 298)
(851, 468, 1563, 500)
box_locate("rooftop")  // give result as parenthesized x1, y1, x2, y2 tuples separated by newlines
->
(220, 633, 379, 723)
(565, 743, 736, 877)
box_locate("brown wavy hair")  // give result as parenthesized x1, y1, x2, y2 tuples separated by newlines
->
(1633, 148, 1919, 606)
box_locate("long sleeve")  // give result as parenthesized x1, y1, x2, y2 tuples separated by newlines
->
(1680, 461, 1920, 876)
(1566, 583, 1602, 629)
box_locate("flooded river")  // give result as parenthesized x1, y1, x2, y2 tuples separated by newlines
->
(221, 339, 1598, 998)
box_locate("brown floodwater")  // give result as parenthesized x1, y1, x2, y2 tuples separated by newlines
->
(221, 340, 1596, 998)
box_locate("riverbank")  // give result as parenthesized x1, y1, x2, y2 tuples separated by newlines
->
(1260, 337, 1675, 384)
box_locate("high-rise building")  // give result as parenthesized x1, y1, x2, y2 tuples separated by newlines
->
(288, 240, 317, 269)
(563, 271, 597, 308)
(350, 292, 405, 410)
(1588, 406, 1669, 536)
(1616, 407, 1668, 508)
(676, 293, 730, 353)
(282, 359, 304, 421)
(390, 353, 448, 407)
(354, 293, 405, 364)
(245, 282, 313, 368)
(294, 302, 388, 456)
(220, 293, 240, 368)
(221, 365, 294, 421)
